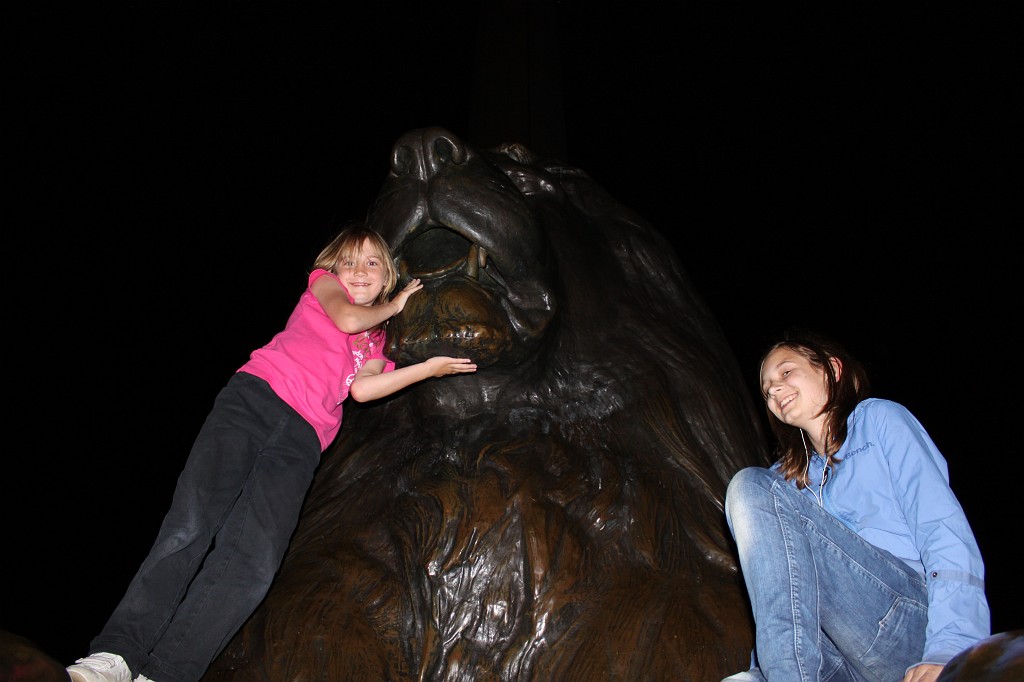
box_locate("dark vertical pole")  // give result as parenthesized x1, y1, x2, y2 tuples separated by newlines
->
(469, 0, 567, 161)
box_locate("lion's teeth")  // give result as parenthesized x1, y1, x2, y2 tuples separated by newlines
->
(408, 242, 488, 281)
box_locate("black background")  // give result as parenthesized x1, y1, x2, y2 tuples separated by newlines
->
(6, 2, 1019, 663)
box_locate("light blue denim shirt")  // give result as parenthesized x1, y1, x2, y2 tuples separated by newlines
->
(776, 398, 990, 666)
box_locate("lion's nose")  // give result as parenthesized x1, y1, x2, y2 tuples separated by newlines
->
(390, 126, 468, 180)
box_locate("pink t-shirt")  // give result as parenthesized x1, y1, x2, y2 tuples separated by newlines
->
(238, 268, 394, 450)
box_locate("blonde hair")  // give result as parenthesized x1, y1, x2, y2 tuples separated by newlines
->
(313, 223, 399, 306)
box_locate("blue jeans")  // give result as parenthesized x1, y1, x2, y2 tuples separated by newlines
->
(723, 467, 928, 681)
(90, 372, 321, 682)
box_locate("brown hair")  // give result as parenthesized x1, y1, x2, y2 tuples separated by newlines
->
(759, 328, 871, 487)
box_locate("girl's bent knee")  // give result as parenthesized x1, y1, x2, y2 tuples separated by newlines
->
(727, 467, 773, 498)
(725, 467, 774, 519)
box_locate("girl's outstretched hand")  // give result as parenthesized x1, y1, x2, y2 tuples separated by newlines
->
(391, 278, 423, 313)
(903, 664, 942, 682)
(424, 357, 477, 377)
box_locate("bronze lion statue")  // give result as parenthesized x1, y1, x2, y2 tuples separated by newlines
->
(203, 127, 769, 681)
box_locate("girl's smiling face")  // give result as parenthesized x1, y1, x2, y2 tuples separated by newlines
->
(338, 237, 387, 306)
(759, 346, 832, 430)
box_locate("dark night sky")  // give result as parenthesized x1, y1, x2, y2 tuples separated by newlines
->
(6, 2, 1019, 663)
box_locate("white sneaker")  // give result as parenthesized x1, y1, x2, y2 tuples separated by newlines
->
(721, 670, 767, 682)
(67, 652, 133, 682)
(136, 676, 156, 682)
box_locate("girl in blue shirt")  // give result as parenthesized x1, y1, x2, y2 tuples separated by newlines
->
(723, 329, 989, 682)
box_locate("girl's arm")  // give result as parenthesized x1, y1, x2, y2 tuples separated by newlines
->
(312, 276, 423, 334)
(349, 357, 477, 403)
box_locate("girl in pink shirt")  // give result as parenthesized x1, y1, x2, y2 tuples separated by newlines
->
(69, 224, 476, 682)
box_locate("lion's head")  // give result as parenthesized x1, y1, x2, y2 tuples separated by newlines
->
(205, 127, 768, 681)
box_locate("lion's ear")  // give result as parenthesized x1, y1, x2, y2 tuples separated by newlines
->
(494, 142, 537, 164)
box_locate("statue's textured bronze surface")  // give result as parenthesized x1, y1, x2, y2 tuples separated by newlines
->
(936, 630, 1024, 682)
(204, 127, 769, 681)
